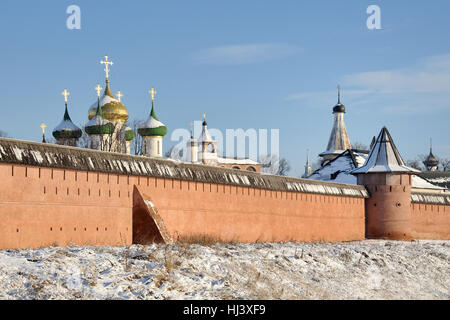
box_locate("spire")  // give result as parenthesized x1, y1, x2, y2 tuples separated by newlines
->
(351, 127, 420, 174)
(320, 86, 351, 159)
(337, 84, 341, 104)
(304, 149, 312, 178)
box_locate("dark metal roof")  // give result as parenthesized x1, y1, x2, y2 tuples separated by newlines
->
(417, 171, 450, 190)
(0, 137, 369, 198)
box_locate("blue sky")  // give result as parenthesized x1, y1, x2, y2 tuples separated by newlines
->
(1, 0, 449, 176)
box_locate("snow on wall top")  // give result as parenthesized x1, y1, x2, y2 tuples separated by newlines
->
(411, 192, 450, 205)
(0, 137, 368, 198)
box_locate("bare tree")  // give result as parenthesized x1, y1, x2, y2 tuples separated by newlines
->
(352, 141, 369, 151)
(131, 119, 144, 156)
(165, 145, 184, 161)
(438, 157, 450, 171)
(260, 154, 291, 176)
(278, 158, 291, 176)
(77, 125, 90, 149)
(406, 159, 424, 171)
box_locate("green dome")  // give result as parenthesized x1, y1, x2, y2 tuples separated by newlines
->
(53, 104, 82, 140)
(138, 106, 168, 137)
(85, 99, 115, 136)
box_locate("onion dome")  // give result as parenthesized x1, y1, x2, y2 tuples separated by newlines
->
(423, 139, 439, 168)
(138, 88, 168, 137)
(88, 56, 129, 122)
(53, 89, 82, 140)
(124, 126, 135, 141)
(333, 85, 346, 113)
(85, 85, 115, 136)
(88, 80, 129, 122)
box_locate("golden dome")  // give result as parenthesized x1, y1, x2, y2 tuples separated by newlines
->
(88, 80, 129, 122)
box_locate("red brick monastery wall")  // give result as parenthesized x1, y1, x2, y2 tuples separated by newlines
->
(411, 202, 450, 240)
(0, 163, 366, 249)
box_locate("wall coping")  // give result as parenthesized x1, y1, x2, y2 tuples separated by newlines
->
(411, 191, 450, 205)
(0, 137, 369, 198)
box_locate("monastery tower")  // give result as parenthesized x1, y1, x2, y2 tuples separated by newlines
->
(198, 114, 218, 166)
(320, 85, 352, 165)
(138, 88, 168, 158)
(352, 127, 419, 240)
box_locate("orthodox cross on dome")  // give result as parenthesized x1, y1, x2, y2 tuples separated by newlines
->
(62, 89, 70, 104)
(149, 88, 157, 105)
(95, 84, 103, 98)
(116, 91, 123, 102)
(100, 55, 114, 80)
(203, 113, 206, 121)
(190, 121, 193, 138)
(40, 123, 47, 135)
(40, 123, 47, 143)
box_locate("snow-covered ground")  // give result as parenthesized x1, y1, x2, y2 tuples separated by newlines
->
(0, 240, 448, 300)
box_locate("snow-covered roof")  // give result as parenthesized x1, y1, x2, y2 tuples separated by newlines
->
(198, 124, 213, 143)
(321, 108, 351, 156)
(308, 149, 443, 191)
(90, 94, 118, 110)
(0, 137, 369, 198)
(351, 127, 420, 174)
(308, 150, 367, 184)
(54, 119, 81, 132)
(140, 114, 165, 129)
(217, 157, 259, 165)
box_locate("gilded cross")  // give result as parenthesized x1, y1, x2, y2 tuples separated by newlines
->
(100, 55, 114, 80)
(116, 91, 123, 102)
(62, 89, 70, 103)
(95, 84, 103, 98)
(149, 88, 157, 103)
(40, 123, 47, 135)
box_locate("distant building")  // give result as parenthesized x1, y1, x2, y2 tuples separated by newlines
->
(187, 115, 261, 173)
(423, 139, 440, 171)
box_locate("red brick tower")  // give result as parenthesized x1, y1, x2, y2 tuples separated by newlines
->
(352, 127, 419, 240)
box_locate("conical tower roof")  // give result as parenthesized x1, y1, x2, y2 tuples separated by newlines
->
(198, 114, 213, 143)
(351, 127, 420, 174)
(320, 86, 351, 157)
